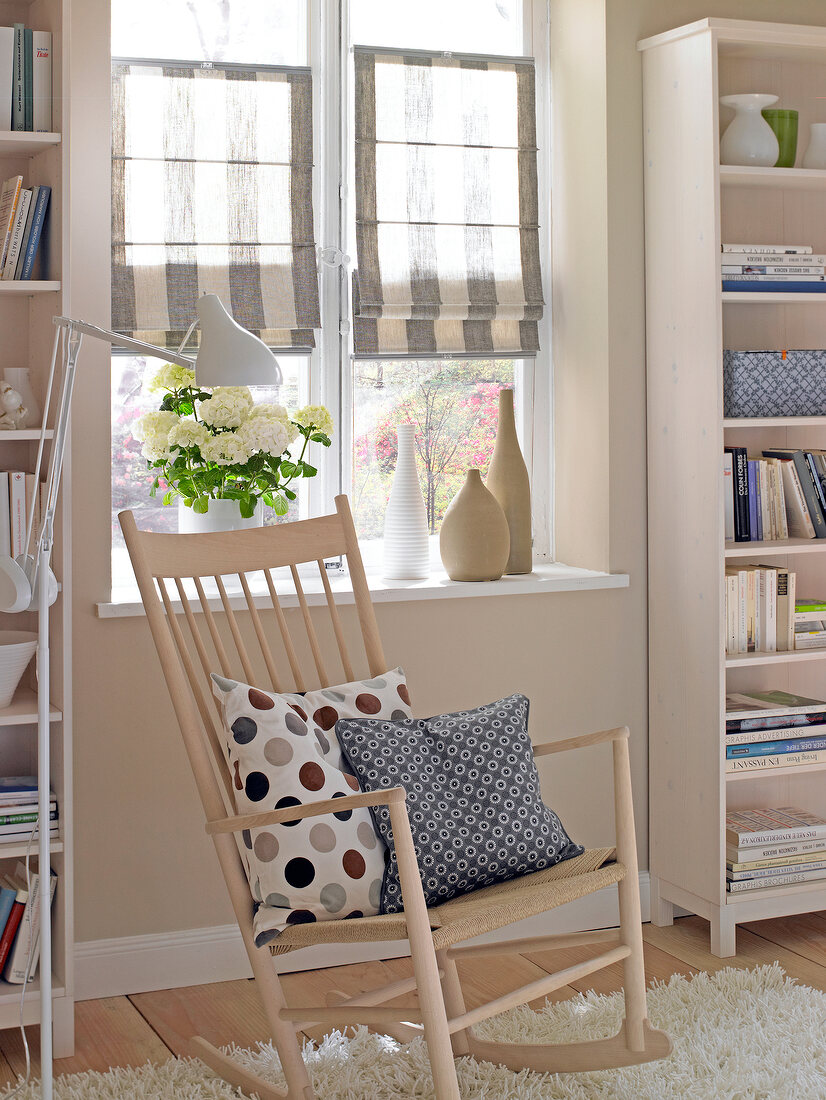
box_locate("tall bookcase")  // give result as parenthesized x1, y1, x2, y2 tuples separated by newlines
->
(0, 0, 72, 1054)
(641, 18, 826, 958)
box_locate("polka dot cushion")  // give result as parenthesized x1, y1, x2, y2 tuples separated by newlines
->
(211, 667, 413, 946)
(336, 694, 584, 914)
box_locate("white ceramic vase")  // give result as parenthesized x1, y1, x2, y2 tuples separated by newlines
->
(383, 424, 430, 580)
(3, 368, 40, 428)
(177, 497, 264, 534)
(719, 94, 779, 166)
(802, 123, 826, 169)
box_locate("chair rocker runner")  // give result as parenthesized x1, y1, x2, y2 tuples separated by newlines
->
(120, 496, 670, 1100)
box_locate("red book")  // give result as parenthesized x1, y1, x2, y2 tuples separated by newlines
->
(0, 876, 27, 973)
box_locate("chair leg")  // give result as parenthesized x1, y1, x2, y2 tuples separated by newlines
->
(436, 949, 470, 1056)
(613, 736, 648, 1053)
(251, 943, 316, 1100)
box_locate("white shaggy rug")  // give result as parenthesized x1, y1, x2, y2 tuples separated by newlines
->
(3, 964, 826, 1099)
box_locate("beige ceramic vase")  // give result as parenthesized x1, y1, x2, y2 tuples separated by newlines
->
(439, 470, 510, 582)
(486, 388, 532, 574)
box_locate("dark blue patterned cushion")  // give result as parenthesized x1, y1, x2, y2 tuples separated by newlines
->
(335, 694, 583, 914)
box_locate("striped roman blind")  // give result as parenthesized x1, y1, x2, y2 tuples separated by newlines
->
(111, 61, 320, 350)
(352, 47, 544, 359)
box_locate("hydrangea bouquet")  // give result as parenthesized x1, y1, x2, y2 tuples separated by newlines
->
(133, 364, 333, 519)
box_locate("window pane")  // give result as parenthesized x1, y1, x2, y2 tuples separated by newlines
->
(350, 0, 523, 54)
(111, 0, 307, 66)
(111, 354, 306, 590)
(352, 359, 517, 542)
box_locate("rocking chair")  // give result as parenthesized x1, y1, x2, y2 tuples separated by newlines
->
(120, 495, 670, 1100)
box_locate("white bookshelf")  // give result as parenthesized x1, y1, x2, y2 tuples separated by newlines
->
(0, 0, 73, 1056)
(641, 18, 826, 958)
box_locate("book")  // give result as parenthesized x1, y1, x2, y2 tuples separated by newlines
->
(725, 567, 748, 653)
(747, 460, 758, 543)
(725, 573, 738, 654)
(11, 24, 22, 131)
(727, 866, 826, 892)
(754, 460, 764, 540)
(728, 858, 826, 881)
(0, 777, 39, 805)
(22, 27, 32, 132)
(723, 452, 734, 541)
(4, 864, 56, 982)
(773, 456, 815, 538)
(776, 567, 796, 651)
(0, 875, 26, 972)
(0, 805, 56, 827)
(723, 279, 826, 292)
(727, 838, 826, 863)
(0, 175, 23, 271)
(764, 450, 826, 537)
(721, 265, 826, 275)
(722, 273, 826, 282)
(725, 807, 826, 847)
(726, 720, 826, 746)
(794, 630, 826, 650)
(19, 184, 50, 280)
(0, 27, 13, 131)
(726, 691, 826, 726)
(757, 567, 777, 652)
(9, 471, 25, 557)
(2, 187, 31, 279)
(722, 244, 813, 254)
(0, 878, 16, 939)
(13, 184, 37, 279)
(726, 748, 826, 772)
(31, 31, 51, 132)
(729, 848, 826, 871)
(727, 734, 826, 758)
(0, 472, 10, 559)
(725, 446, 749, 540)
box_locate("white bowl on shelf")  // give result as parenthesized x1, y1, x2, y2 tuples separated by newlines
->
(0, 631, 37, 709)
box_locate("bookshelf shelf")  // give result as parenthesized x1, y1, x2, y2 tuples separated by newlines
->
(725, 648, 826, 668)
(0, 132, 60, 157)
(0, 837, 63, 860)
(0, 975, 65, 1010)
(720, 164, 826, 190)
(642, 17, 826, 959)
(722, 291, 826, 303)
(0, 429, 55, 441)
(0, 687, 61, 726)
(726, 761, 826, 782)
(724, 538, 826, 556)
(0, 281, 61, 295)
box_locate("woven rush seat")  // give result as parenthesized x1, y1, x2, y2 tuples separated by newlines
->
(269, 847, 623, 956)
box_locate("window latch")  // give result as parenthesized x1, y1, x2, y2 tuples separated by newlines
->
(319, 246, 350, 269)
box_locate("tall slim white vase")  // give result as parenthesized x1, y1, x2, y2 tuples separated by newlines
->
(383, 424, 430, 580)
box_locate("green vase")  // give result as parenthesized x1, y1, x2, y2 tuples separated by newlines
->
(762, 108, 798, 168)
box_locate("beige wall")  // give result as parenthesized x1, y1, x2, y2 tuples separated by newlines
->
(70, 0, 826, 947)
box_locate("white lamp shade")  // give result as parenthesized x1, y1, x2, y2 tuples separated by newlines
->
(195, 294, 282, 387)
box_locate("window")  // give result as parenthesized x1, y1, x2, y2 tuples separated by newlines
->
(110, 0, 550, 594)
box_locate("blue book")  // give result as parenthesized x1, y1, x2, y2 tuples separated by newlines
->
(723, 279, 826, 293)
(0, 881, 15, 937)
(19, 185, 50, 280)
(727, 734, 826, 759)
(0, 776, 37, 799)
(747, 461, 758, 541)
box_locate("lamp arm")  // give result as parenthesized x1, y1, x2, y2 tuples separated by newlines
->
(51, 316, 195, 368)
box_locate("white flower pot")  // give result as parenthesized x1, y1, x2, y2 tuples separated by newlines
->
(802, 123, 826, 169)
(177, 498, 264, 534)
(0, 631, 37, 708)
(383, 424, 430, 580)
(719, 93, 779, 167)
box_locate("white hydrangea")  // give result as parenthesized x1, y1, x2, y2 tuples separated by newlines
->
(198, 391, 252, 430)
(237, 416, 289, 458)
(167, 419, 210, 451)
(248, 402, 300, 443)
(141, 432, 174, 462)
(201, 434, 252, 466)
(292, 404, 334, 437)
(148, 363, 197, 393)
(211, 386, 254, 409)
(133, 409, 179, 443)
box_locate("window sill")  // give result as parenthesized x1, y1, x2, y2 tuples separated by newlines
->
(96, 561, 629, 619)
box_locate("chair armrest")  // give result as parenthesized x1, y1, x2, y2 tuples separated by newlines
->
(205, 786, 406, 836)
(532, 725, 629, 758)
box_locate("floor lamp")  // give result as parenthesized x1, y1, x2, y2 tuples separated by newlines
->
(0, 295, 281, 1099)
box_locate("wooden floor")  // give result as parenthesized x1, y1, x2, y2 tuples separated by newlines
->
(2, 912, 826, 1086)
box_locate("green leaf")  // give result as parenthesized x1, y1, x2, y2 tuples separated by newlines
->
(262, 491, 276, 508)
(310, 432, 331, 446)
(283, 487, 296, 501)
(162, 491, 174, 506)
(279, 460, 297, 479)
(239, 495, 257, 519)
(193, 497, 209, 514)
(272, 493, 290, 516)
(300, 462, 317, 477)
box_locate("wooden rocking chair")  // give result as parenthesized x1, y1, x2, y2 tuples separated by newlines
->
(120, 496, 670, 1100)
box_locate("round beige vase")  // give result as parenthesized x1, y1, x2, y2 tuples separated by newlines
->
(486, 388, 532, 575)
(439, 470, 510, 582)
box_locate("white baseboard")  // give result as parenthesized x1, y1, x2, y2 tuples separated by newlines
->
(75, 871, 649, 999)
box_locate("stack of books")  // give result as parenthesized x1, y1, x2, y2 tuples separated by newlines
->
(0, 776, 58, 843)
(0, 862, 57, 982)
(0, 25, 51, 132)
(726, 805, 826, 891)
(0, 472, 46, 558)
(724, 446, 826, 542)
(721, 243, 826, 293)
(0, 176, 50, 281)
(726, 692, 826, 776)
(795, 597, 826, 650)
(724, 566, 794, 654)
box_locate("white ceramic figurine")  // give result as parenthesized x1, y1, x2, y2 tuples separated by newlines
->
(0, 381, 27, 429)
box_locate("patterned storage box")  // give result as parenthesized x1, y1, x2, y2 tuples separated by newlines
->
(723, 349, 826, 418)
